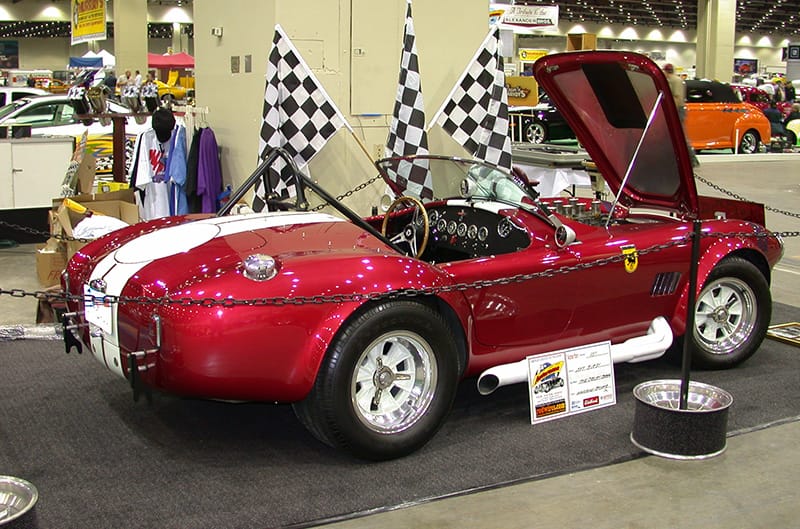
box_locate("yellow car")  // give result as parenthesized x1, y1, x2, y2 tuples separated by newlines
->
(154, 79, 187, 102)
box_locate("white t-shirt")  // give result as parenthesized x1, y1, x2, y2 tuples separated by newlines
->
(131, 129, 171, 220)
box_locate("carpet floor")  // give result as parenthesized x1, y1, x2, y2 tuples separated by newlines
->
(1, 304, 798, 529)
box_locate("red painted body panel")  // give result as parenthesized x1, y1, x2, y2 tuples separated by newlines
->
(62, 51, 784, 407)
(64, 202, 781, 401)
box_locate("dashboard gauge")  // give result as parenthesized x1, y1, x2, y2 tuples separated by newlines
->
(497, 218, 514, 238)
(478, 226, 489, 241)
(457, 223, 467, 237)
(467, 224, 478, 239)
(447, 220, 457, 235)
(437, 218, 447, 232)
(429, 210, 440, 224)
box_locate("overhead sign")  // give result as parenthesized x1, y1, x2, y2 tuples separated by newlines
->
(71, 0, 107, 45)
(490, 4, 559, 33)
(518, 48, 547, 62)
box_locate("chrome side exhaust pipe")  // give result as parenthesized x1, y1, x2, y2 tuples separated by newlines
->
(477, 317, 673, 395)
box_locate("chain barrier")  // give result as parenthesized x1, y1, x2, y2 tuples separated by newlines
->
(1, 237, 689, 308)
(0, 226, 794, 308)
(1, 173, 797, 307)
(695, 173, 800, 221)
(311, 174, 383, 212)
(0, 219, 91, 243)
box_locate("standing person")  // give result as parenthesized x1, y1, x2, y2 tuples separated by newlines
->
(663, 64, 686, 121)
(102, 70, 117, 97)
(663, 63, 698, 166)
(760, 79, 775, 101)
(785, 82, 795, 103)
(133, 70, 142, 87)
(117, 69, 130, 92)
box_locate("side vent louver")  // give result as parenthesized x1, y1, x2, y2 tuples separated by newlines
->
(651, 272, 682, 297)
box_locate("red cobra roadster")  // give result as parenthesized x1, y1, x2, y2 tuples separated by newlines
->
(62, 51, 783, 460)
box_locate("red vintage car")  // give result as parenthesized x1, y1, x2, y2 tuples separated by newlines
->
(62, 51, 783, 460)
(731, 84, 793, 118)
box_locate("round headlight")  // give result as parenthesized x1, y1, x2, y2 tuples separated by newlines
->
(243, 254, 278, 281)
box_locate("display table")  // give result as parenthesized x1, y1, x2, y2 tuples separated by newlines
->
(512, 142, 593, 197)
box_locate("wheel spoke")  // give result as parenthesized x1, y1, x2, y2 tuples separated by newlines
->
(384, 339, 412, 369)
(698, 321, 720, 342)
(375, 389, 403, 414)
(392, 373, 415, 395)
(355, 384, 376, 412)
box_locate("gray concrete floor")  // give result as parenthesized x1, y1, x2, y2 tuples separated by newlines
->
(1, 153, 799, 527)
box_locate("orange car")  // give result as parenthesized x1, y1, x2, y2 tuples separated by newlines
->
(684, 80, 771, 154)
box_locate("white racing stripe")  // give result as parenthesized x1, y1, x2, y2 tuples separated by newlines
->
(85, 211, 344, 378)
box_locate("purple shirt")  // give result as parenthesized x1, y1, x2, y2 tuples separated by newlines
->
(196, 127, 222, 213)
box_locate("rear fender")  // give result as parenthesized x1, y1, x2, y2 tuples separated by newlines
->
(304, 287, 473, 393)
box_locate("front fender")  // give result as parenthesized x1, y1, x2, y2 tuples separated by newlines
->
(299, 258, 473, 397)
(669, 230, 776, 336)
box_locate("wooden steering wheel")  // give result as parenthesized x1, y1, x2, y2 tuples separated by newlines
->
(381, 195, 430, 258)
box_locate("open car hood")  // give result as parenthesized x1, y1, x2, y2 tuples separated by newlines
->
(533, 51, 698, 215)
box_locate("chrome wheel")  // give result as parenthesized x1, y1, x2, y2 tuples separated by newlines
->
(352, 330, 437, 434)
(294, 301, 460, 459)
(738, 130, 759, 154)
(694, 277, 757, 356)
(525, 121, 547, 144)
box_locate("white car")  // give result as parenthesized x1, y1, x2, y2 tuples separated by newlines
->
(0, 86, 47, 107)
(0, 93, 148, 173)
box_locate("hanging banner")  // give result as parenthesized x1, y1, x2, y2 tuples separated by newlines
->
(506, 76, 538, 106)
(71, 0, 107, 45)
(490, 4, 559, 33)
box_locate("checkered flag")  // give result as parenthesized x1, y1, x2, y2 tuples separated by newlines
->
(430, 25, 512, 170)
(255, 24, 351, 210)
(385, 0, 433, 200)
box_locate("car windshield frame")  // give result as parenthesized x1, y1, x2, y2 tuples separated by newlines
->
(374, 154, 545, 214)
(219, 150, 551, 257)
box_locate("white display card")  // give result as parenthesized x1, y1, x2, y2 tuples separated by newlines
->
(527, 341, 616, 424)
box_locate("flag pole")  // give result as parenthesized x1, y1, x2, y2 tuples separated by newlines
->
(348, 128, 377, 164)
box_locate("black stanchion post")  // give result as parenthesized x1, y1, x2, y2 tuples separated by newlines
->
(680, 219, 702, 410)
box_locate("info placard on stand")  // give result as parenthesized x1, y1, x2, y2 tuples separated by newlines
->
(527, 341, 616, 424)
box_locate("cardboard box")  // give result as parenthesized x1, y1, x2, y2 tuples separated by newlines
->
(51, 189, 139, 258)
(36, 238, 67, 287)
(35, 285, 67, 324)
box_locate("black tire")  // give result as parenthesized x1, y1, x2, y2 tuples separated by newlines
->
(525, 120, 548, 144)
(738, 130, 760, 154)
(675, 256, 771, 369)
(293, 301, 459, 460)
(786, 130, 797, 146)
